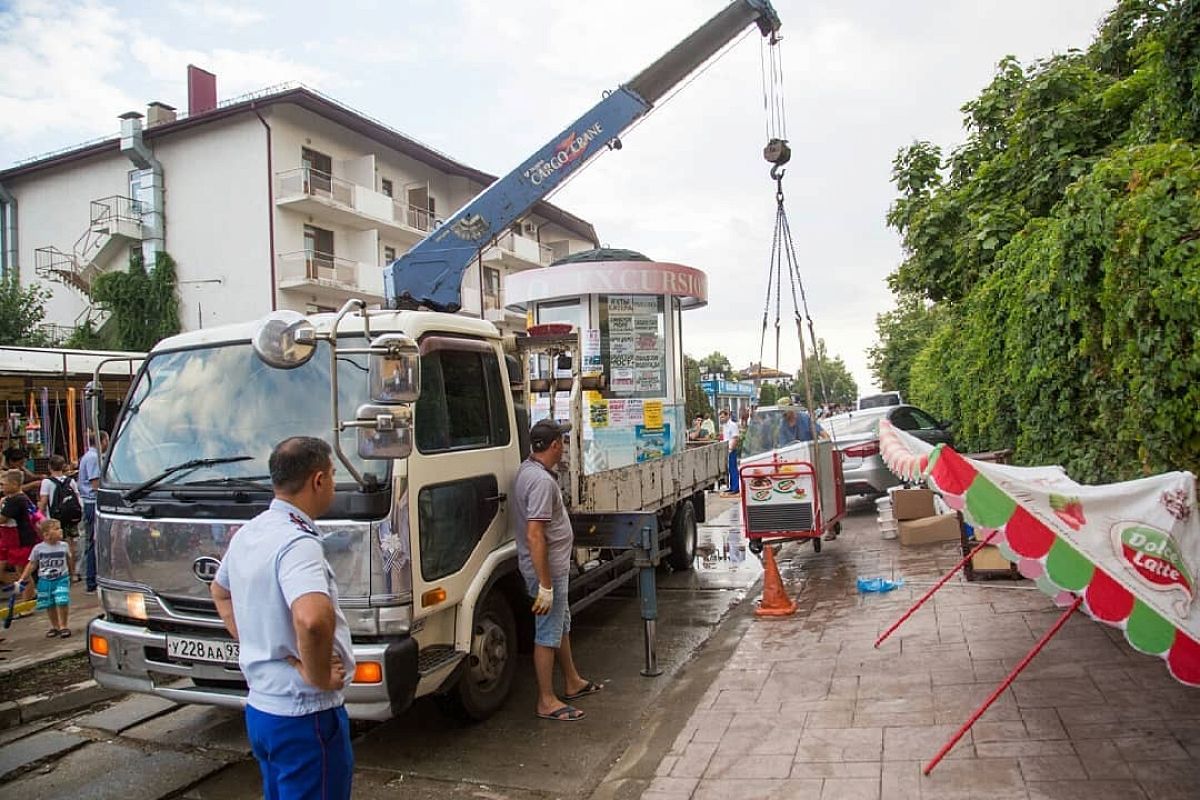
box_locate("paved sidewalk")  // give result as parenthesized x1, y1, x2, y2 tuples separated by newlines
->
(642, 499, 1200, 800)
(1, 582, 100, 676)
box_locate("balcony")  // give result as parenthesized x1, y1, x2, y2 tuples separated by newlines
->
(483, 230, 554, 270)
(276, 250, 384, 305)
(275, 167, 442, 245)
(394, 199, 439, 235)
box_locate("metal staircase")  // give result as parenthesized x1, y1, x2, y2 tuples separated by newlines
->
(35, 195, 143, 295)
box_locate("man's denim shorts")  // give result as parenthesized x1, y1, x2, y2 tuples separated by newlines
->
(526, 574, 571, 648)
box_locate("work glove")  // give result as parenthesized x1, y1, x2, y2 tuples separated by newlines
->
(531, 584, 554, 615)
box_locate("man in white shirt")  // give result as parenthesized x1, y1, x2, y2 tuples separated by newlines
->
(719, 409, 741, 497)
(77, 431, 107, 592)
(211, 437, 354, 800)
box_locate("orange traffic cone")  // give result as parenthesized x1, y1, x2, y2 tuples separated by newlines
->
(755, 544, 798, 617)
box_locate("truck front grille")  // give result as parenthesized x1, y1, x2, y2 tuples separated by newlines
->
(159, 594, 220, 619)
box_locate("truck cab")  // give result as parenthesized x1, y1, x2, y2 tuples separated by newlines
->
(88, 308, 529, 720)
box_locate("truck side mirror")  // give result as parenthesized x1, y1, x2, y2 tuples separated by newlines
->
(369, 334, 421, 403)
(355, 403, 413, 460)
(252, 310, 317, 369)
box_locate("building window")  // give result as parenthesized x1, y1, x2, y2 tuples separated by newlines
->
(381, 178, 394, 197)
(306, 303, 337, 314)
(406, 185, 436, 231)
(301, 147, 333, 195)
(303, 224, 335, 279)
(383, 246, 397, 264)
(483, 266, 501, 311)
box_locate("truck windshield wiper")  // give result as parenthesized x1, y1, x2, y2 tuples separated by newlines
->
(178, 475, 273, 492)
(123, 456, 254, 502)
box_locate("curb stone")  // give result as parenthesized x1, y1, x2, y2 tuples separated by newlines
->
(2, 680, 121, 730)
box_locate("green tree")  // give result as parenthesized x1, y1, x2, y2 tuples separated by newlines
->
(683, 355, 714, 421)
(793, 339, 857, 407)
(891, 0, 1200, 481)
(699, 351, 733, 376)
(0, 274, 51, 347)
(91, 250, 181, 351)
(867, 292, 937, 398)
(758, 383, 779, 406)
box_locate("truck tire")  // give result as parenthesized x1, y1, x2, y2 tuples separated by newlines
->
(667, 500, 697, 571)
(436, 590, 517, 722)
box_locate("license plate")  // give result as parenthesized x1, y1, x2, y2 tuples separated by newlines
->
(166, 635, 239, 664)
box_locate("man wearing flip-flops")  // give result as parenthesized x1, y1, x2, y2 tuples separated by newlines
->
(512, 419, 603, 722)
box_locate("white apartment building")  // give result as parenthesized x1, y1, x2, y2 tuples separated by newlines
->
(0, 80, 599, 339)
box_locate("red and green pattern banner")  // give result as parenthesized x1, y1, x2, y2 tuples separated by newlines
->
(925, 444, 1200, 686)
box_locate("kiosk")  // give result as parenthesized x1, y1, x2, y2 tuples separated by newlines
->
(505, 249, 708, 476)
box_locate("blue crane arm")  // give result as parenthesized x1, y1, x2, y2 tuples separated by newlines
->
(384, 0, 781, 312)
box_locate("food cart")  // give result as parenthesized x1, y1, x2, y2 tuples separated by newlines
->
(737, 408, 846, 553)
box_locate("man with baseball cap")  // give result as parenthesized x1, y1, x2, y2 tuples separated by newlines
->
(511, 418, 602, 721)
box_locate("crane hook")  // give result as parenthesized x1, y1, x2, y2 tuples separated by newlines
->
(770, 163, 786, 182)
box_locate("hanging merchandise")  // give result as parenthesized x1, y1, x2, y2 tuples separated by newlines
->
(39, 387, 51, 454)
(25, 392, 41, 450)
(66, 387, 79, 464)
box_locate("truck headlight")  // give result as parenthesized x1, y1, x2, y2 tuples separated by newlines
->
(101, 588, 148, 621)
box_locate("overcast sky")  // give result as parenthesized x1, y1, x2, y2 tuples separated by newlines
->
(0, 0, 1114, 393)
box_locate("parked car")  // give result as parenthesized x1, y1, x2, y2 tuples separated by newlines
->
(857, 392, 903, 410)
(825, 404, 954, 496)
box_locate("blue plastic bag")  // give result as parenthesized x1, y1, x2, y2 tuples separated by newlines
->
(857, 576, 905, 593)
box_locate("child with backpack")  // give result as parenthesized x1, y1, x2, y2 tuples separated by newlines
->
(39, 455, 83, 584)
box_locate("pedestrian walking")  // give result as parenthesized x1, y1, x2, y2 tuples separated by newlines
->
(512, 419, 601, 722)
(77, 431, 108, 593)
(17, 518, 71, 637)
(39, 455, 83, 583)
(210, 437, 355, 800)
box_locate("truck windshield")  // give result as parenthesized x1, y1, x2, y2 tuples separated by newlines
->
(105, 339, 378, 488)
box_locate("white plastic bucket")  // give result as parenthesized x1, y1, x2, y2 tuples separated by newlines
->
(875, 496, 893, 513)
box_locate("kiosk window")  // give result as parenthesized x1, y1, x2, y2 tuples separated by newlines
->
(599, 294, 665, 399)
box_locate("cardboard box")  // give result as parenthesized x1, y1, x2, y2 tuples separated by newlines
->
(891, 488, 936, 521)
(971, 544, 1013, 572)
(899, 513, 961, 546)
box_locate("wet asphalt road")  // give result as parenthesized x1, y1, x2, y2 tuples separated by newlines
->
(1, 493, 799, 799)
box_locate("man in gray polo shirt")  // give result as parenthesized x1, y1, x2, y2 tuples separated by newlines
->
(512, 419, 602, 721)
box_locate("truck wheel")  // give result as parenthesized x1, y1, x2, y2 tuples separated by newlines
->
(667, 501, 697, 571)
(436, 590, 517, 722)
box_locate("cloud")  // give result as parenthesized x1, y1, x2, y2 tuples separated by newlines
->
(0, 0, 328, 162)
(167, 0, 265, 28)
(0, 0, 138, 145)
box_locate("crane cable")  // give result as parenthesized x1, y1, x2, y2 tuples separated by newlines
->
(756, 34, 836, 446)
